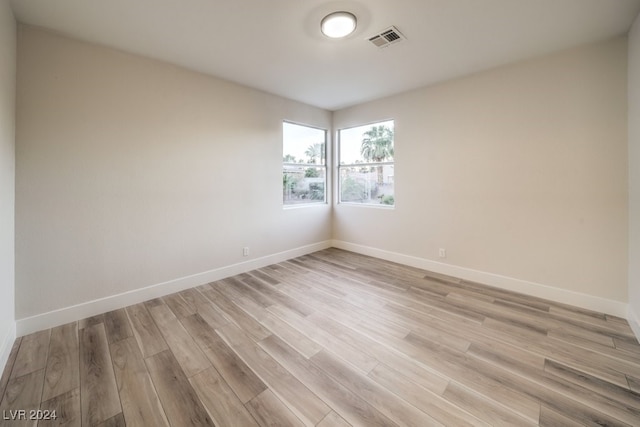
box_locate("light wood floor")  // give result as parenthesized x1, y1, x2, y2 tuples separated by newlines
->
(1, 248, 639, 426)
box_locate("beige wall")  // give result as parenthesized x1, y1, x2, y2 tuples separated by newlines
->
(13, 24, 632, 324)
(15, 26, 332, 319)
(629, 14, 640, 334)
(0, 0, 16, 363)
(334, 37, 629, 302)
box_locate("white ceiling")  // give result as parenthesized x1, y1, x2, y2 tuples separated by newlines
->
(10, 0, 640, 110)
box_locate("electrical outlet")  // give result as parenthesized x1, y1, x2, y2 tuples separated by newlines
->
(243, 247, 249, 257)
(439, 248, 446, 258)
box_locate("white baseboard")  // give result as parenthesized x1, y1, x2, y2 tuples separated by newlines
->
(331, 240, 629, 318)
(15, 240, 332, 336)
(13, 239, 634, 337)
(628, 306, 640, 343)
(0, 321, 17, 378)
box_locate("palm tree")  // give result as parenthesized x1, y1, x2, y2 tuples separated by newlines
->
(360, 125, 394, 185)
(304, 143, 324, 164)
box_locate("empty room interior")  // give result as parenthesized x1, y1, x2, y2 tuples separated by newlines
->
(2, 0, 640, 425)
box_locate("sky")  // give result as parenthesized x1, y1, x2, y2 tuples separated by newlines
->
(283, 122, 325, 165)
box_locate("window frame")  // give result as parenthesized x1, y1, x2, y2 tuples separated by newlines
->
(282, 120, 328, 207)
(337, 119, 395, 207)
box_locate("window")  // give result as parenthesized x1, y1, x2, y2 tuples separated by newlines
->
(283, 122, 327, 205)
(338, 120, 395, 206)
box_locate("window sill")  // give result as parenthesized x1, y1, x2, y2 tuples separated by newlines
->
(283, 203, 329, 210)
(337, 202, 395, 210)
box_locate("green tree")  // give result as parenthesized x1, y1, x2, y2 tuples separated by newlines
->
(283, 154, 296, 163)
(304, 143, 324, 164)
(283, 173, 299, 201)
(360, 125, 394, 185)
(341, 175, 366, 202)
(305, 168, 320, 178)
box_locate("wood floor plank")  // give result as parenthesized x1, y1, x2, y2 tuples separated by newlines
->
(549, 306, 634, 339)
(228, 294, 270, 322)
(308, 347, 445, 427)
(397, 332, 541, 422)
(543, 359, 640, 411)
(95, 412, 126, 427)
(257, 333, 398, 427)
(240, 274, 314, 317)
(538, 405, 585, 427)
(251, 269, 280, 286)
(614, 337, 640, 355)
(229, 292, 321, 359)
(467, 336, 640, 426)
(298, 258, 393, 299)
(217, 322, 331, 426)
(179, 288, 209, 311)
(547, 330, 640, 366)
(259, 311, 322, 358)
(190, 367, 259, 427)
(284, 269, 389, 311)
(245, 389, 305, 427)
(144, 298, 164, 309)
(275, 280, 344, 313)
(38, 388, 81, 427)
(215, 277, 273, 308)
(368, 364, 487, 427)
(189, 287, 232, 328)
(305, 310, 453, 392)
(110, 336, 169, 427)
(148, 303, 210, 378)
(445, 292, 547, 334)
(11, 330, 50, 379)
(42, 322, 79, 402)
(79, 323, 121, 426)
(125, 303, 168, 358)
(547, 325, 617, 349)
(78, 314, 104, 330)
(267, 305, 379, 375)
(467, 340, 546, 372)
(316, 411, 352, 427)
(441, 382, 536, 427)
(199, 285, 272, 341)
(348, 310, 410, 340)
(163, 292, 197, 318)
(104, 309, 133, 344)
(456, 279, 553, 312)
(274, 286, 451, 397)
(180, 314, 267, 403)
(145, 350, 215, 427)
(6, 248, 640, 427)
(425, 274, 494, 298)
(482, 317, 634, 388)
(492, 298, 549, 316)
(0, 337, 21, 402)
(0, 369, 45, 425)
(421, 269, 462, 284)
(285, 270, 348, 299)
(388, 294, 486, 326)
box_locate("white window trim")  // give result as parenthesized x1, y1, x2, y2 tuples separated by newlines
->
(282, 121, 328, 208)
(337, 120, 395, 207)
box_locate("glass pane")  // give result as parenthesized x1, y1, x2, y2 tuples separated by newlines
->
(339, 120, 394, 165)
(283, 166, 326, 205)
(283, 122, 326, 165)
(340, 165, 394, 205)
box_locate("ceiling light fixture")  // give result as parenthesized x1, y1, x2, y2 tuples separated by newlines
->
(321, 11, 357, 38)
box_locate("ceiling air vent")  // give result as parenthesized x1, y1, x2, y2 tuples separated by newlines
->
(368, 26, 406, 48)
